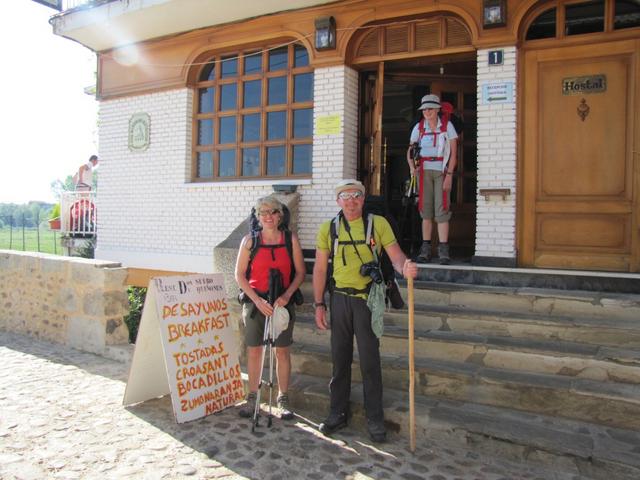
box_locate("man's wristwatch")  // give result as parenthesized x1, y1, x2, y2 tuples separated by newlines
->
(312, 302, 326, 309)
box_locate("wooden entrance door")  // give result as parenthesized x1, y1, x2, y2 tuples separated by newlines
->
(360, 63, 385, 196)
(359, 64, 478, 258)
(521, 40, 640, 271)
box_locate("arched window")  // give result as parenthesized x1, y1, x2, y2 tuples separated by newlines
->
(192, 43, 313, 181)
(525, 0, 640, 41)
(615, 0, 640, 29)
(526, 7, 557, 40)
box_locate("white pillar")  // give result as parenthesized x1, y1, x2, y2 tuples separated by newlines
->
(474, 46, 517, 266)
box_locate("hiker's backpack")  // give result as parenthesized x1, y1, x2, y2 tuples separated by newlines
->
(327, 204, 405, 309)
(416, 101, 455, 152)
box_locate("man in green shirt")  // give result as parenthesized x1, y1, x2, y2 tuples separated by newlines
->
(312, 179, 418, 443)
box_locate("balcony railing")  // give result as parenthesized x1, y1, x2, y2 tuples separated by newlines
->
(59, 0, 115, 12)
(60, 191, 97, 236)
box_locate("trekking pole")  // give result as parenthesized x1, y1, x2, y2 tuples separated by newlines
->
(267, 309, 275, 428)
(252, 312, 270, 432)
(265, 268, 281, 428)
(408, 276, 416, 452)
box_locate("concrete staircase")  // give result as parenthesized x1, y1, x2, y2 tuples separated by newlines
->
(285, 269, 640, 479)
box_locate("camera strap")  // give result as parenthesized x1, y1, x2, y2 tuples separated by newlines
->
(343, 216, 367, 267)
(332, 213, 376, 267)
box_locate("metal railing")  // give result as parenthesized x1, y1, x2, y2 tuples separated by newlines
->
(61, 191, 97, 236)
(61, 0, 116, 12)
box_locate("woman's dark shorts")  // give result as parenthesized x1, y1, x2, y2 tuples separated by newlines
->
(242, 302, 296, 347)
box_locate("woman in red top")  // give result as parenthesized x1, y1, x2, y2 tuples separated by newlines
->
(234, 196, 305, 420)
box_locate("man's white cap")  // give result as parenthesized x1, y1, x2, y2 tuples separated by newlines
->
(335, 179, 366, 198)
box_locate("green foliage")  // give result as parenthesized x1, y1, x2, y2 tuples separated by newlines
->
(50, 204, 61, 220)
(124, 287, 147, 343)
(0, 202, 54, 228)
(74, 237, 96, 259)
(50, 175, 76, 200)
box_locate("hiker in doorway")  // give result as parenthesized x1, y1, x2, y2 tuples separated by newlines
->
(312, 179, 418, 443)
(406, 94, 458, 264)
(234, 195, 305, 420)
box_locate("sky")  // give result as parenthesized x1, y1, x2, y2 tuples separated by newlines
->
(0, 1, 98, 204)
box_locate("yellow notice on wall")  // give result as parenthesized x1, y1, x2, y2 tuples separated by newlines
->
(315, 115, 341, 135)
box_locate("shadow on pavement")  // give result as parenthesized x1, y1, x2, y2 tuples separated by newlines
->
(125, 396, 411, 480)
(1, 332, 415, 479)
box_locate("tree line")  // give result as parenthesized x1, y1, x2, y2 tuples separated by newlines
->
(0, 202, 55, 229)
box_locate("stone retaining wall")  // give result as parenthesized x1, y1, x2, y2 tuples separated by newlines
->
(0, 250, 130, 356)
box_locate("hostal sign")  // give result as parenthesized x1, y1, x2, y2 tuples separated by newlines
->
(562, 75, 606, 95)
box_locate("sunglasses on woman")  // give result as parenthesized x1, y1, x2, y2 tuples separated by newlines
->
(258, 209, 281, 216)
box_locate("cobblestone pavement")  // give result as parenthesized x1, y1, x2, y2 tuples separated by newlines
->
(0, 332, 584, 480)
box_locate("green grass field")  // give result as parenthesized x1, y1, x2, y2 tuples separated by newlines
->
(0, 226, 60, 255)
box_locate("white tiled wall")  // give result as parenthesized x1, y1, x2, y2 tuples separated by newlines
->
(95, 66, 359, 272)
(475, 46, 517, 259)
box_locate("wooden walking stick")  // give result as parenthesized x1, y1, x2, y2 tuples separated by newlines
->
(408, 276, 416, 452)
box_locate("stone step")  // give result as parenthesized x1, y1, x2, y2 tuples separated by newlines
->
(299, 279, 640, 330)
(289, 343, 640, 431)
(284, 373, 640, 480)
(383, 304, 640, 349)
(400, 281, 640, 322)
(303, 257, 640, 293)
(300, 273, 640, 321)
(293, 316, 640, 384)
(412, 263, 640, 294)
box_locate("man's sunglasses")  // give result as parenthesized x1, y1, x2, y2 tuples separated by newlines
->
(338, 191, 364, 200)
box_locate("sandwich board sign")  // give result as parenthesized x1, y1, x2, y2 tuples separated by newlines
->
(123, 274, 245, 423)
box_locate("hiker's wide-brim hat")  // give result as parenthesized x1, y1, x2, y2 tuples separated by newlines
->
(418, 94, 441, 110)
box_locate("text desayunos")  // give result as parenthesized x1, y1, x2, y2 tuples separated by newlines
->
(163, 299, 228, 320)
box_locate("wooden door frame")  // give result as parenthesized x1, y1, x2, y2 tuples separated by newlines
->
(360, 65, 385, 196)
(519, 39, 640, 271)
(371, 62, 385, 196)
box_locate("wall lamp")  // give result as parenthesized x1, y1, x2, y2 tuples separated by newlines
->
(315, 16, 336, 50)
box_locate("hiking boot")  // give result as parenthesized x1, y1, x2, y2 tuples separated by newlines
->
(415, 242, 432, 263)
(367, 419, 387, 443)
(386, 279, 405, 310)
(277, 393, 294, 420)
(319, 412, 348, 436)
(438, 243, 450, 265)
(238, 392, 257, 418)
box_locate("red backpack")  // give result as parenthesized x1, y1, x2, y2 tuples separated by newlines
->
(415, 101, 454, 212)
